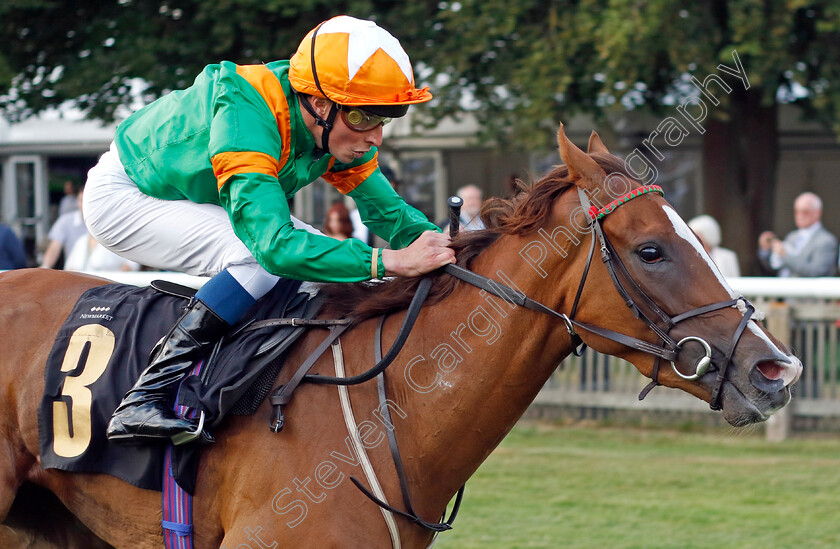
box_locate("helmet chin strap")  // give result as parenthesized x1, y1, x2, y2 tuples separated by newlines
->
(298, 93, 338, 156)
(301, 20, 338, 157)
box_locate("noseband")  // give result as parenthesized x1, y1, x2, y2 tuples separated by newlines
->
(445, 185, 756, 411)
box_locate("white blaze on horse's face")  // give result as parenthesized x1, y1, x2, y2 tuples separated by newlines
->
(661, 205, 733, 294)
(662, 204, 803, 388)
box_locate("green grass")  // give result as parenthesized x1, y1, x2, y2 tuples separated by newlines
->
(435, 421, 840, 549)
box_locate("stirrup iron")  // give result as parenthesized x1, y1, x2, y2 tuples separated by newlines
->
(171, 410, 207, 446)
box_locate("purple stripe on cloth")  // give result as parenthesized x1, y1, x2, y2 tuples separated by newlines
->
(163, 359, 205, 549)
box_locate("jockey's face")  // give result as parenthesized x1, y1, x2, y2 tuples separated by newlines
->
(329, 106, 384, 164)
(305, 96, 384, 164)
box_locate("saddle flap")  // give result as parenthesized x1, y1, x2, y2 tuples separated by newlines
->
(175, 280, 324, 427)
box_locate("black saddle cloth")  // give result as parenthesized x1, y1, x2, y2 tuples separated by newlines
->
(38, 278, 318, 492)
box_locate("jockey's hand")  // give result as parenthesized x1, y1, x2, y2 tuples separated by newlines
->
(382, 231, 455, 277)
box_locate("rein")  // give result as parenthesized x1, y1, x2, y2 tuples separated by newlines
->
(349, 316, 464, 535)
(268, 279, 461, 537)
(575, 186, 753, 409)
(268, 278, 432, 431)
(445, 185, 755, 410)
(266, 181, 757, 539)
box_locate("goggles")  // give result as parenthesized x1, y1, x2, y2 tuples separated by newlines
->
(338, 105, 392, 132)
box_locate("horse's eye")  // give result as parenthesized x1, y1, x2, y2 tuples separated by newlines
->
(638, 246, 663, 263)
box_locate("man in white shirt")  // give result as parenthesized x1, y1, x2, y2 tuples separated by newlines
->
(439, 184, 486, 232)
(456, 185, 485, 231)
(40, 190, 90, 269)
(758, 192, 838, 277)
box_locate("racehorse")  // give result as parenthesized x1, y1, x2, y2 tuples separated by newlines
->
(0, 126, 802, 548)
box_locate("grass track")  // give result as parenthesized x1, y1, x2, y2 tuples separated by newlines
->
(435, 421, 840, 549)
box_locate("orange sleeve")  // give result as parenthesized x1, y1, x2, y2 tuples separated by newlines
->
(212, 151, 280, 190)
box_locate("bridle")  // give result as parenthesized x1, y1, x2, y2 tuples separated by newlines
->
(270, 181, 759, 535)
(445, 184, 756, 411)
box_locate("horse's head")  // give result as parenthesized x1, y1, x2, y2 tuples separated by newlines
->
(555, 125, 802, 426)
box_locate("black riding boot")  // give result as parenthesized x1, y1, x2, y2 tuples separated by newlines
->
(106, 299, 229, 444)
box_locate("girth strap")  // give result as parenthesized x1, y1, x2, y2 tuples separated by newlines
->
(350, 316, 464, 534)
(268, 278, 434, 431)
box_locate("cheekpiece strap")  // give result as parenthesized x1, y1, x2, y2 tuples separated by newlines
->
(589, 185, 665, 220)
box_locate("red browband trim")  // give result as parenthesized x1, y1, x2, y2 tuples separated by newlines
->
(589, 185, 665, 220)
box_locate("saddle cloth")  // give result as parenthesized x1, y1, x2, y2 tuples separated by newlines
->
(37, 278, 318, 492)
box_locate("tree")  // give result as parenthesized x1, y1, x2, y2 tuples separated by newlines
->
(4, 1, 840, 272)
(400, 0, 840, 273)
(0, 0, 396, 121)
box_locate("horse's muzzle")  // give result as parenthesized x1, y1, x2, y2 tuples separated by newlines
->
(750, 357, 803, 395)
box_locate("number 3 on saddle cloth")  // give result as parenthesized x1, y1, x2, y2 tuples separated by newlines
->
(38, 278, 320, 494)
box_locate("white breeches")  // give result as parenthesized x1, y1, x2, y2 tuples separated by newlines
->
(84, 143, 320, 297)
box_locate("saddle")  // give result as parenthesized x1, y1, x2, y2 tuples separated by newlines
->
(38, 278, 321, 492)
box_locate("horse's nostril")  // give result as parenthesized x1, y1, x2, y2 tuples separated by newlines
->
(749, 364, 785, 394)
(755, 358, 802, 387)
(757, 360, 785, 381)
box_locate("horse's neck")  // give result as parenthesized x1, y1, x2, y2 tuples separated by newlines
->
(395, 233, 577, 515)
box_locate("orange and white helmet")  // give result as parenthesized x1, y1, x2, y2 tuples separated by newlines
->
(289, 15, 432, 118)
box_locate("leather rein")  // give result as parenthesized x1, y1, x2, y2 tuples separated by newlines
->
(267, 183, 757, 535)
(573, 186, 755, 409)
(445, 186, 756, 410)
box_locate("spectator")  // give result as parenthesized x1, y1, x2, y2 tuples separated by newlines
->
(64, 193, 139, 272)
(40, 189, 89, 269)
(322, 202, 354, 241)
(457, 184, 485, 231)
(687, 215, 740, 278)
(441, 184, 485, 232)
(64, 235, 141, 272)
(758, 192, 838, 277)
(0, 224, 27, 270)
(58, 180, 80, 217)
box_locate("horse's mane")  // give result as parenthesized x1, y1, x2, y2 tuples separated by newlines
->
(320, 154, 630, 322)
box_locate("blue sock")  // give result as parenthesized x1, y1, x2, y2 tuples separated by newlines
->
(195, 269, 257, 325)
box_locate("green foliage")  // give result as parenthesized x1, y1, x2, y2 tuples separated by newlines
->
(3, 0, 840, 143)
(0, 0, 398, 121)
(406, 0, 840, 147)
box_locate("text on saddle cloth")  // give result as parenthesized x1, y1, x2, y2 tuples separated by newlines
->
(38, 278, 316, 492)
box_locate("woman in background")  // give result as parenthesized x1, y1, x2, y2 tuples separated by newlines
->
(688, 215, 740, 278)
(323, 202, 355, 241)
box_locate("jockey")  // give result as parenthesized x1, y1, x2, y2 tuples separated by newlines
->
(84, 15, 455, 444)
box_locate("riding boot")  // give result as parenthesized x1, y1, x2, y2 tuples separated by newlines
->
(106, 299, 229, 443)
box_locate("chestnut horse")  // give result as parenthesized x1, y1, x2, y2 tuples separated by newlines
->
(0, 127, 802, 548)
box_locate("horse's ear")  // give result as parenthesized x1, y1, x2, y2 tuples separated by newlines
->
(557, 124, 606, 190)
(587, 131, 610, 155)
